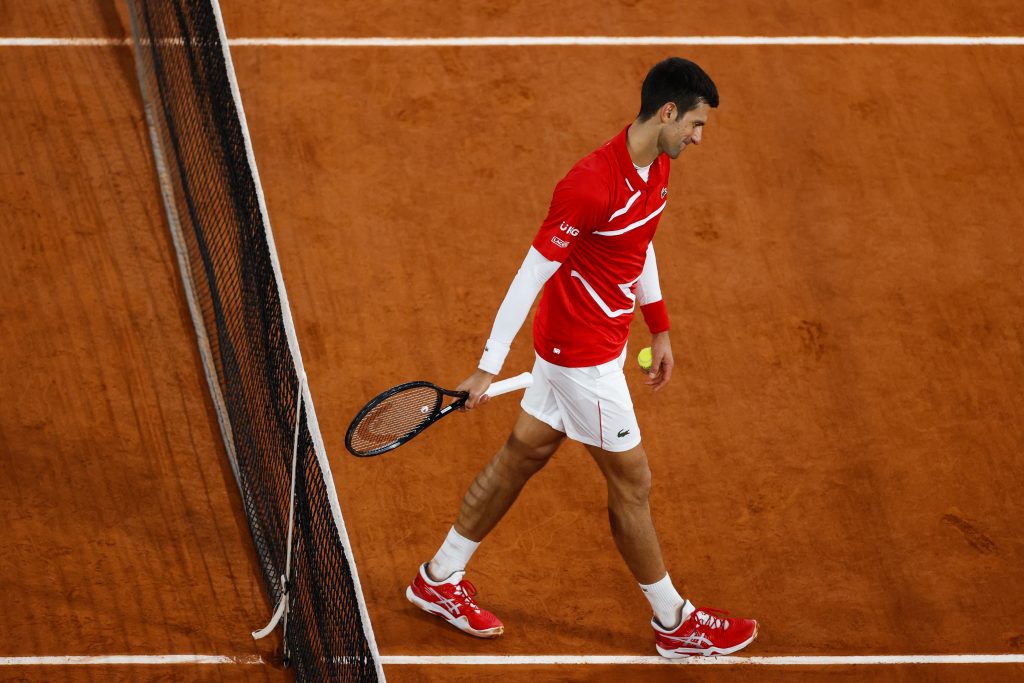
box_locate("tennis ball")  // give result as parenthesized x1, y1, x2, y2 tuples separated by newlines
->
(637, 347, 653, 372)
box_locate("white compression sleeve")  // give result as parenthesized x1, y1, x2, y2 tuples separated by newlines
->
(478, 246, 561, 374)
(634, 241, 664, 306)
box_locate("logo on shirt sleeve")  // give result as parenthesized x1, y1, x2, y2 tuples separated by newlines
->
(559, 221, 580, 236)
(551, 236, 569, 248)
(661, 187, 668, 199)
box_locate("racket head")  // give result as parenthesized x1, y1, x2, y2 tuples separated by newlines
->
(345, 381, 467, 457)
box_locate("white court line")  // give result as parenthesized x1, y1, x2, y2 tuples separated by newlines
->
(379, 654, 1024, 666)
(231, 36, 1024, 46)
(0, 655, 264, 666)
(2, 36, 1024, 47)
(4, 653, 1022, 667)
(0, 37, 129, 45)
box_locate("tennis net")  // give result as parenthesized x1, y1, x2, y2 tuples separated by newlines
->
(127, 1, 383, 680)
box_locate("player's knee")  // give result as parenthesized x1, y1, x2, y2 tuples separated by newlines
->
(610, 459, 652, 505)
(504, 433, 559, 476)
(629, 464, 653, 503)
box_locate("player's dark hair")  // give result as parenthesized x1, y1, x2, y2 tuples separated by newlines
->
(637, 57, 719, 121)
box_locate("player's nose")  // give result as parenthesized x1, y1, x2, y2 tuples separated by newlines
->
(691, 128, 702, 145)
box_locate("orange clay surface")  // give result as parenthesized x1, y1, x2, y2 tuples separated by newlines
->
(0, 3, 286, 682)
(3, 1, 1024, 681)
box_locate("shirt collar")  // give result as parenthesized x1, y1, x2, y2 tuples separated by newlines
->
(612, 124, 660, 188)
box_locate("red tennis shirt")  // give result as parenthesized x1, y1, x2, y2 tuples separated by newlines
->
(531, 125, 671, 367)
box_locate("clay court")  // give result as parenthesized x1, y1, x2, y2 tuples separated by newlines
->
(2, 1, 1024, 681)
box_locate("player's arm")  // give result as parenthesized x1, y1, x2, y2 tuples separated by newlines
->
(458, 171, 606, 408)
(458, 247, 561, 408)
(634, 241, 674, 391)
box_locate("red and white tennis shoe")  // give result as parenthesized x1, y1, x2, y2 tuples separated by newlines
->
(653, 605, 758, 658)
(406, 564, 504, 638)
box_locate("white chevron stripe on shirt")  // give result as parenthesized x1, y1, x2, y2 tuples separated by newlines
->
(608, 189, 642, 222)
(593, 201, 666, 236)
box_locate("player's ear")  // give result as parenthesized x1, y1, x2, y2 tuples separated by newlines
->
(659, 102, 676, 124)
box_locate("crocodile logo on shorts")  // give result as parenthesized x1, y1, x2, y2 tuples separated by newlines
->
(617, 429, 630, 438)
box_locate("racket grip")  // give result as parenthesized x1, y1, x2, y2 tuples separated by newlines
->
(483, 372, 532, 397)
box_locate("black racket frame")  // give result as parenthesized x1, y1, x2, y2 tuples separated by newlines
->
(344, 381, 469, 457)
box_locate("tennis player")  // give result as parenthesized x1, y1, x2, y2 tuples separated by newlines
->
(406, 57, 757, 658)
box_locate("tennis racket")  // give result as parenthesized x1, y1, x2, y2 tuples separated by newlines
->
(345, 372, 533, 457)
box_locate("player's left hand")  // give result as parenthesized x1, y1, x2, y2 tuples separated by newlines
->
(644, 331, 674, 392)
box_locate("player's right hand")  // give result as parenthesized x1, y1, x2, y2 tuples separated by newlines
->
(456, 369, 495, 410)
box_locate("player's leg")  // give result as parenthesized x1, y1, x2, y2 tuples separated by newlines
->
(545, 358, 689, 628)
(424, 355, 565, 583)
(408, 406, 564, 638)
(568, 356, 758, 657)
(425, 411, 563, 582)
(558, 353, 669, 588)
(585, 439, 758, 656)
(583, 440, 686, 632)
(584, 440, 665, 585)
(448, 410, 565, 546)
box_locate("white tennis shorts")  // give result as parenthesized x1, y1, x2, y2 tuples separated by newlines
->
(520, 348, 641, 452)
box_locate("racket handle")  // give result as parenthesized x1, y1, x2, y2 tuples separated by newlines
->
(484, 372, 532, 397)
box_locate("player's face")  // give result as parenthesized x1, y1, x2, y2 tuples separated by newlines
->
(661, 102, 710, 159)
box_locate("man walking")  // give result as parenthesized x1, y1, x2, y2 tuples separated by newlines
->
(407, 57, 757, 658)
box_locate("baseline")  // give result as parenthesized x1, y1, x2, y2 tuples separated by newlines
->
(380, 654, 1024, 666)
(2, 36, 1024, 47)
(0, 655, 265, 666)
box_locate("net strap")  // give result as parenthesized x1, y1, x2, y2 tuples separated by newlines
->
(251, 372, 306, 649)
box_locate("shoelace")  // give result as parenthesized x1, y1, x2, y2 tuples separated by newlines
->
(451, 580, 480, 609)
(694, 607, 731, 631)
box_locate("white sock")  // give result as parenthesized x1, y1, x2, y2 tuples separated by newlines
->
(640, 573, 693, 630)
(427, 526, 480, 582)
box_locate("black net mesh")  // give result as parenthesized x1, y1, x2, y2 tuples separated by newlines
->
(128, 1, 379, 680)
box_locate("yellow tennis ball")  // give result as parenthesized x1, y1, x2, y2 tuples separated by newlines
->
(637, 347, 653, 372)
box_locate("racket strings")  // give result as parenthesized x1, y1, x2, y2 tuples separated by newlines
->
(349, 385, 445, 454)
